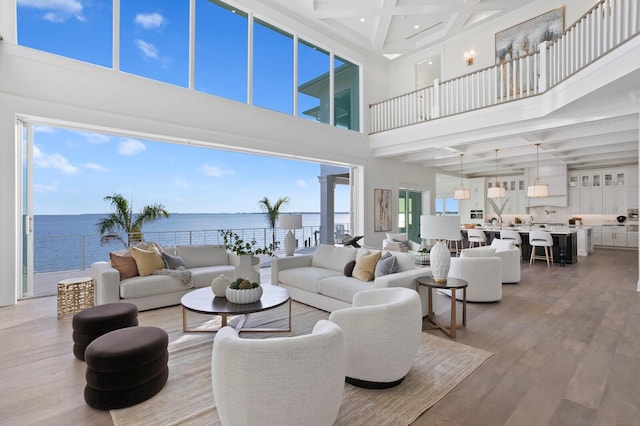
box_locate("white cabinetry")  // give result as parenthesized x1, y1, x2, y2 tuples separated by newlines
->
(591, 226, 602, 245)
(601, 225, 627, 247)
(602, 171, 626, 214)
(488, 175, 527, 214)
(580, 173, 603, 214)
(628, 231, 639, 248)
(627, 167, 638, 209)
(568, 174, 580, 215)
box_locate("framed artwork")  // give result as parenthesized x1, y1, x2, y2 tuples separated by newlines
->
(495, 7, 564, 64)
(373, 189, 392, 232)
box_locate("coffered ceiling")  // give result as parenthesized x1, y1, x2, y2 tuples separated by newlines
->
(266, 0, 639, 178)
(269, 0, 533, 58)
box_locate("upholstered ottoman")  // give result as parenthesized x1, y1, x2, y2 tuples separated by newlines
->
(84, 326, 169, 410)
(72, 302, 139, 361)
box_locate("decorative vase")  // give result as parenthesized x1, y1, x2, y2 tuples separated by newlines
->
(429, 240, 451, 282)
(235, 254, 260, 284)
(225, 286, 263, 304)
(211, 274, 231, 297)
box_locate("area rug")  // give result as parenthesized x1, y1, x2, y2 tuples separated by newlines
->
(111, 304, 492, 426)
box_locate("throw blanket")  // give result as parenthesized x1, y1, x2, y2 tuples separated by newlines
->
(152, 267, 192, 287)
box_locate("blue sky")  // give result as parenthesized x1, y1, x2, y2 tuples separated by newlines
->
(17, 0, 351, 215)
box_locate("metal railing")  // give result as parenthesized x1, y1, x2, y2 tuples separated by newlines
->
(370, 0, 640, 133)
(33, 224, 349, 273)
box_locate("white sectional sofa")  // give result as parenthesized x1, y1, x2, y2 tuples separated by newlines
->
(271, 244, 431, 316)
(92, 244, 237, 311)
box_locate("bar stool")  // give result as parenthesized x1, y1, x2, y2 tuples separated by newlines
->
(467, 229, 487, 248)
(448, 231, 463, 255)
(500, 229, 523, 260)
(529, 230, 554, 267)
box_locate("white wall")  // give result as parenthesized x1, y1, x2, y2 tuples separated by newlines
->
(0, 42, 424, 306)
(386, 0, 596, 99)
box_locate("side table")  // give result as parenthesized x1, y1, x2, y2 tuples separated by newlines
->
(57, 276, 95, 319)
(415, 275, 468, 338)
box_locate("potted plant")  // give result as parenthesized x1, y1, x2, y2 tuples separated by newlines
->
(225, 277, 263, 304)
(219, 229, 278, 284)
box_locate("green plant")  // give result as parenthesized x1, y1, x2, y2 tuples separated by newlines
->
(258, 196, 290, 247)
(218, 229, 278, 256)
(228, 278, 259, 290)
(97, 193, 169, 247)
(419, 247, 430, 253)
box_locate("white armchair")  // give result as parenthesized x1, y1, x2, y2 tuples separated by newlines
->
(329, 287, 422, 389)
(490, 239, 521, 283)
(446, 248, 502, 302)
(211, 320, 345, 426)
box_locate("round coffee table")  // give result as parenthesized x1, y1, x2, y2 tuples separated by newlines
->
(415, 275, 468, 338)
(181, 285, 291, 333)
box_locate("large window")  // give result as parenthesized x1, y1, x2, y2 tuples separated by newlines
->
(435, 198, 459, 215)
(334, 56, 359, 131)
(17, 0, 112, 68)
(195, 0, 248, 102)
(253, 18, 293, 114)
(120, 0, 189, 87)
(16, 0, 361, 132)
(297, 39, 330, 124)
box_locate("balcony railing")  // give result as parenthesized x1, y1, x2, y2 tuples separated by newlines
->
(370, 0, 640, 134)
(33, 224, 350, 273)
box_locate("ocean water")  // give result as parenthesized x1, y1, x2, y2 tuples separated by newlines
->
(33, 213, 350, 272)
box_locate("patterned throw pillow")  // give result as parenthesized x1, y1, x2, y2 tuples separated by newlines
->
(352, 251, 381, 282)
(109, 251, 139, 280)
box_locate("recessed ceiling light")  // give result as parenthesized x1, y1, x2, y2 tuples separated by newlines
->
(428, 61, 433, 65)
(360, 18, 365, 22)
(414, 25, 420, 29)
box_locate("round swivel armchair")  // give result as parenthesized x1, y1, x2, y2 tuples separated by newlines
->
(211, 320, 345, 426)
(329, 287, 422, 389)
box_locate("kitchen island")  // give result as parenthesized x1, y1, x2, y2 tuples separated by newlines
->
(461, 227, 578, 266)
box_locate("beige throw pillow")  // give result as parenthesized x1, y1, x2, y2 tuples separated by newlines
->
(109, 251, 139, 280)
(352, 251, 381, 282)
(131, 246, 165, 277)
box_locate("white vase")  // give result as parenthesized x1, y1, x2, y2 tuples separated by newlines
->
(430, 240, 451, 283)
(235, 254, 260, 284)
(211, 274, 231, 298)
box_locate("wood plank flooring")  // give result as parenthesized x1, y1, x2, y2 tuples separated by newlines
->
(0, 248, 638, 425)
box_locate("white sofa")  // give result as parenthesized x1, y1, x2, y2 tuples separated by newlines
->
(271, 244, 431, 316)
(91, 245, 237, 311)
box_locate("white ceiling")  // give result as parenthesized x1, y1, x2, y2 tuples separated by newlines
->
(267, 0, 639, 178)
(269, 0, 533, 58)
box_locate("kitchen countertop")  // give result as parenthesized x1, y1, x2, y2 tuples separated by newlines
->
(464, 226, 581, 235)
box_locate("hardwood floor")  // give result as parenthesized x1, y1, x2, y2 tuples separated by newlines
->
(0, 248, 637, 425)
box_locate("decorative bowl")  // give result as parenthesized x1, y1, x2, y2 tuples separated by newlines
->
(225, 286, 263, 304)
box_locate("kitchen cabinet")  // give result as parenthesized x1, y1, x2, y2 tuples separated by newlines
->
(628, 231, 639, 248)
(488, 175, 527, 214)
(601, 225, 627, 247)
(627, 167, 638, 209)
(602, 171, 626, 214)
(591, 226, 602, 245)
(568, 174, 580, 215)
(580, 173, 603, 214)
(577, 228, 593, 256)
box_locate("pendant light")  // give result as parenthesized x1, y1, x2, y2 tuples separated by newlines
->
(527, 143, 549, 197)
(453, 153, 471, 200)
(487, 148, 506, 199)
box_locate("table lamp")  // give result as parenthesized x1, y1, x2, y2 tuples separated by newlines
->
(420, 215, 461, 282)
(279, 214, 303, 256)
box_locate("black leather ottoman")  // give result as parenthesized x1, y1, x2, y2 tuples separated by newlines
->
(84, 326, 169, 410)
(72, 303, 138, 361)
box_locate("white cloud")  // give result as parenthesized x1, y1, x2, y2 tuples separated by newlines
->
(34, 182, 58, 193)
(118, 139, 146, 155)
(79, 132, 110, 144)
(84, 162, 107, 171)
(173, 176, 189, 188)
(134, 39, 159, 60)
(18, 0, 85, 22)
(135, 13, 165, 29)
(200, 164, 236, 178)
(295, 179, 307, 188)
(33, 145, 78, 174)
(33, 126, 56, 133)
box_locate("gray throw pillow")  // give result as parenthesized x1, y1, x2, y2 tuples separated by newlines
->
(375, 252, 400, 278)
(162, 252, 186, 270)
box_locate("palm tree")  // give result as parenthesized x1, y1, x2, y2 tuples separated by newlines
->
(258, 196, 289, 247)
(97, 193, 170, 248)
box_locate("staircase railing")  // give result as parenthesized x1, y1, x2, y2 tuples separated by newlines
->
(370, 0, 640, 134)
